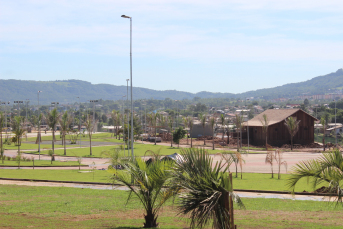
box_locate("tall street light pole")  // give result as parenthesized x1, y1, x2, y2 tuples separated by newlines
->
(122, 95, 126, 156)
(90, 100, 98, 133)
(122, 14, 134, 160)
(126, 79, 129, 155)
(37, 91, 42, 159)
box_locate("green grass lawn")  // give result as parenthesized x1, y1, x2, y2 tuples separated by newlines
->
(0, 170, 327, 193)
(28, 141, 261, 158)
(0, 185, 342, 228)
(26, 132, 123, 143)
(0, 160, 85, 167)
(315, 133, 337, 144)
(3, 143, 76, 151)
(0, 169, 110, 183)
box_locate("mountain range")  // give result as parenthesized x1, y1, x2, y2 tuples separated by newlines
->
(1, 68, 343, 104)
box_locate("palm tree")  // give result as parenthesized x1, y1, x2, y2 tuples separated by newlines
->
(167, 116, 174, 147)
(35, 113, 43, 145)
(159, 115, 166, 141)
(219, 151, 234, 173)
(210, 116, 216, 150)
(234, 114, 243, 151)
(101, 146, 123, 170)
(59, 111, 72, 156)
(188, 117, 194, 148)
(288, 149, 343, 204)
(320, 117, 326, 151)
(116, 110, 122, 140)
(12, 116, 26, 156)
(84, 115, 97, 156)
(284, 116, 301, 150)
(110, 110, 120, 139)
(265, 151, 275, 178)
(170, 148, 244, 229)
(275, 150, 287, 179)
(46, 108, 60, 154)
(230, 152, 245, 179)
(0, 112, 4, 164)
(112, 156, 174, 228)
(220, 114, 225, 142)
(183, 117, 189, 145)
(199, 113, 207, 145)
(260, 114, 269, 150)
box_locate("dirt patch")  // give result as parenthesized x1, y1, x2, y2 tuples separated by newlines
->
(235, 210, 343, 227)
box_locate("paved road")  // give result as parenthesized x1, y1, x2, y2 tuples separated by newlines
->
(1, 147, 323, 173)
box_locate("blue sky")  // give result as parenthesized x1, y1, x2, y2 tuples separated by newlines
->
(1, 0, 343, 94)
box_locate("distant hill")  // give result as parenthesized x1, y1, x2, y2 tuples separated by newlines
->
(0, 79, 234, 104)
(239, 68, 343, 99)
(1, 69, 342, 104)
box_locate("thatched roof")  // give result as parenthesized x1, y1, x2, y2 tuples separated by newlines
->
(244, 109, 317, 127)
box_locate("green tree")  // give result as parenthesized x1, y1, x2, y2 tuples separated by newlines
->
(112, 156, 174, 228)
(45, 108, 60, 154)
(173, 127, 187, 148)
(188, 117, 194, 148)
(11, 116, 26, 155)
(84, 115, 97, 156)
(168, 116, 174, 147)
(284, 116, 301, 150)
(183, 117, 189, 145)
(320, 117, 326, 151)
(59, 111, 72, 156)
(210, 116, 216, 150)
(170, 148, 245, 229)
(288, 149, 343, 204)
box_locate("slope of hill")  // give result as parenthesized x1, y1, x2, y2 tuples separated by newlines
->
(1, 68, 342, 104)
(240, 68, 343, 99)
(0, 79, 234, 104)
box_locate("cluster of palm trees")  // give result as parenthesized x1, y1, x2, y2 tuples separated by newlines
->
(8, 108, 98, 156)
(112, 147, 244, 229)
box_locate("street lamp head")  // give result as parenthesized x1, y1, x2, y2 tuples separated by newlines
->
(121, 15, 131, 19)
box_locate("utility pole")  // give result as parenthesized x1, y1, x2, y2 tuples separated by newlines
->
(89, 100, 98, 133)
(126, 79, 129, 154)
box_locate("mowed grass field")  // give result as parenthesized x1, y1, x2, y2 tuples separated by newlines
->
(0, 185, 342, 228)
(0, 170, 328, 193)
(0, 160, 84, 167)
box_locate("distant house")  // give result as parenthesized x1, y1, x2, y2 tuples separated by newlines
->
(244, 109, 318, 147)
(325, 125, 343, 136)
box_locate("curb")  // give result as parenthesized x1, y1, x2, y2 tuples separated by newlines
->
(0, 165, 89, 168)
(0, 177, 115, 186)
(0, 177, 336, 197)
